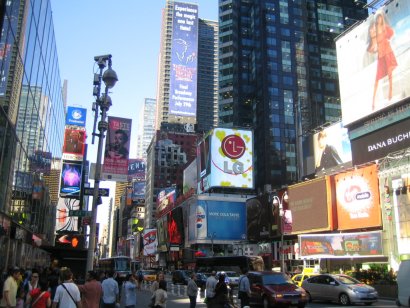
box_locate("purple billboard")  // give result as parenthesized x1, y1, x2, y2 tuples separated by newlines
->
(169, 2, 198, 117)
(59, 160, 83, 198)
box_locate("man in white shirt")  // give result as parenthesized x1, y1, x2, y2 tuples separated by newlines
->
(205, 271, 217, 307)
(101, 271, 119, 308)
(52, 268, 82, 308)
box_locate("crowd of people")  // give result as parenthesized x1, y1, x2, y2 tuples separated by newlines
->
(0, 264, 169, 308)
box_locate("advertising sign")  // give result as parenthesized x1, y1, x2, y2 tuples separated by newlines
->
(183, 158, 197, 194)
(143, 229, 158, 256)
(392, 178, 410, 255)
(59, 160, 83, 198)
(65, 106, 87, 127)
(55, 198, 80, 232)
(312, 122, 352, 174)
(62, 128, 86, 161)
(336, 0, 410, 126)
(167, 207, 184, 245)
(188, 197, 247, 242)
(29, 151, 52, 175)
(132, 181, 146, 201)
(350, 117, 410, 166)
(334, 164, 381, 230)
(128, 159, 145, 181)
(299, 231, 383, 258)
(55, 233, 84, 249)
(246, 195, 273, 241)
(32, 181, 43, 200)
(288, 177, 335, 234)
(156, 216, 168, 252)
(157, 187, 177, 218)
(169, 2, 198, 116)
(102, 117, 132, 182)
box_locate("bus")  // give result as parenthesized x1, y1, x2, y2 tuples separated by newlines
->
(195, 255, 264, 274)
(97, 256, 131, 282)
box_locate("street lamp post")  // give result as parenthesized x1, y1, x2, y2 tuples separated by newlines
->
(208, 232, 216, 256)
(271, 191, 288, 273)
(86, 55, 118, 272)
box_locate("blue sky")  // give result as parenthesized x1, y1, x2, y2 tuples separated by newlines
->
(50, 0, 217, 227)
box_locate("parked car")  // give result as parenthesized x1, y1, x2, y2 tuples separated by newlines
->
(248, 271, 308, 308)
(291, 273, 318, 287)
(195, 272, 208, 290)
(142, 270, 157, 282)
(301, 273, 378, 306)
(172, 269, 192, 285)
(397, 259, 410, 307)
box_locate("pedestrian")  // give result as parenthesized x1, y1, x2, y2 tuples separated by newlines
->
(78, 271, 102, 308)
(237, 268, 251, 308)
(136, 270, 144, 290)
(121, 274, 137, 308)
(152, 280, 167, 308)
(101, 271, 119, 308)
(213, 273, 229, 308)
(205, 270, 217, 306)
(0, 267, 20, 308)
(187, 273, 198, 308)
(51, 267, 82, 308)
(25, 278, 52, 308)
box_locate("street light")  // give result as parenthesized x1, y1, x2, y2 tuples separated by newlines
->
(86, 55, 118, 272)
(207, 232, 216, 256)
(271, 191, 288, 273)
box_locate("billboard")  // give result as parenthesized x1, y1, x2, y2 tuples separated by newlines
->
(299, 231, 383, 258)
(198, 128, 254, 192)
(65, 106, 87, 127)
(156, 216, 168, 252)
(29, 151, 52, 175)
(246, 195, 273, 241)
(62, 128, 86, 161)
(128, 159, 145, 181)
(336, 0, 410, 126)
(157, 187, 177, 218)
(288, 177, 335, 234)
(169, 2, 198, 116)
(132, 181, 146, 201)
(143, 229, 158, 256)
(55, 198, 80, 232)
(392, 178, 410, 255)
(350, 117, 410, 166)
(188, 196, 247, 243)
(102, 117, 132, 182)
(167, 207, 184, 245)
(59, 160, 83, 198)
(183, 158, 197, 194)
(334, 164, 381, 231)
(312, 122, 352, 175)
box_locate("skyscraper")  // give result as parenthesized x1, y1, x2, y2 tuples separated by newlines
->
(218, 0, 367, 190)
(136, 98, 157, 160)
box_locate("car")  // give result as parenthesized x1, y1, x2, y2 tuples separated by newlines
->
(172, 269, 192, 285)
(301, 273, 378, 306)
(397, 259, 410, 307)
(195, 272, 208, 290)
(248, 271, 308, 308)
(142, 270, 157, 282)
(291, 273, 318, 287)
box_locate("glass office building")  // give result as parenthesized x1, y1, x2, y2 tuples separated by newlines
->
(0, 0, 65, 269)
(218, 0, 367, 190)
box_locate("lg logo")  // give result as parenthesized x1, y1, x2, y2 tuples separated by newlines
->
(221, 135, 245, 159)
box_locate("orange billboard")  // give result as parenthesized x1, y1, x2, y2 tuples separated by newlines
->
(334, 164, 381, 231)
(288, 176, 335, 234)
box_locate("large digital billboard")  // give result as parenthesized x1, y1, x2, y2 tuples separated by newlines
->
(65, 106, 87, 127)
(334, 164, 381, 231)
(169, 2, 198, 116)
(157, 187, 177, 218)
(62, 128, 86, 161)
(55, 198, 80, 232)
(59, 160, 83, 198)
(312, 122, 352, 175)
(288, 177, 335, 234)
(336, 0, 410, 126)
(167, 207, 184, 245)
(299, 231, 383, 258)
(188, 196, 247, 243)
(246, 195, 273, 241)
(102, 117, 132, 182)
(128, 159, 145, 181)
(197, 128, 254, 192)
(143, 229, 158, 256)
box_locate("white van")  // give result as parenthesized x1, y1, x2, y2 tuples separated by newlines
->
(397, 259, 410, 307)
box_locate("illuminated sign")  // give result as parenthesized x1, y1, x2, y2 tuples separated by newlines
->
(62, 128, 86, 161)
(66, 106, 87, 127)
(59, 160, 83, 198)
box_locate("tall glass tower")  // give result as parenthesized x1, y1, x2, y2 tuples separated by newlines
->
(218, 0, 367, 190)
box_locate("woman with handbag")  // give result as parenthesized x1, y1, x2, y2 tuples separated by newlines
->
(26, 278, 51, 308)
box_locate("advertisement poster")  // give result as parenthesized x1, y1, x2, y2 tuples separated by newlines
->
(392, 178, 410, 255)
(335, 164, 381, 230)
(313, 122, 352, 174)
(62, 128, 86, 161)
(55, 198, 80, 232)
(183, 158, 197, 194)
(246, 195, 272, 241)
(336, 0, 410, 125)
(59, 160, 83, 198)
(169, 2, 198, 116)
(143, 229, 158, 256)
(128, 159, 146, 181)
(102, 117, 132, 182)
(167, 208, 184, 245)
(157, 187, 177, 218)
(132, 181, 146, 201)
(299, 231, 383, 258)
(29, 151, 52, 175)
(156, 216, 168, 252)
(65, 106, 87, 127)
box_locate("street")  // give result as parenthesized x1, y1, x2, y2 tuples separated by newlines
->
(136, 284, 396, 308)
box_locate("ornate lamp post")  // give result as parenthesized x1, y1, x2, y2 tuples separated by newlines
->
(271, 191, 288, 273)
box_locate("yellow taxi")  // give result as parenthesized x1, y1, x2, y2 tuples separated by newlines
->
(142, 270, 157, 282)
(291, 273, 317, 286)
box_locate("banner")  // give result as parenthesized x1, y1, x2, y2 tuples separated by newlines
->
(132, 181, 146, 201)
(143, 229, 158, 256)
(65, 106, 87, 127)
(157, 187, 177, 218)
(102, 117, 132, 182)
(59, 160, 83, 198)
(299, 231, 383, 258)
(62, 128, 86, 161)
(128, 159, 145, 181)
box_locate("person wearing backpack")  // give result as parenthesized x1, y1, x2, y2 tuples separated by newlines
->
(0, 267, 20, 308)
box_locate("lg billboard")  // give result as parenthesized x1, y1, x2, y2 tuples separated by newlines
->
(336, 0, 410, 126)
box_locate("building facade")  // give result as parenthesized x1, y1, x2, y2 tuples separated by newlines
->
(136, 98, 157, 161)
(218, 0, 367, 191)
(0, 0, 65, 269)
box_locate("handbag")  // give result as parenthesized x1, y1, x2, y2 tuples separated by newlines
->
(30, 291, 45, 307)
